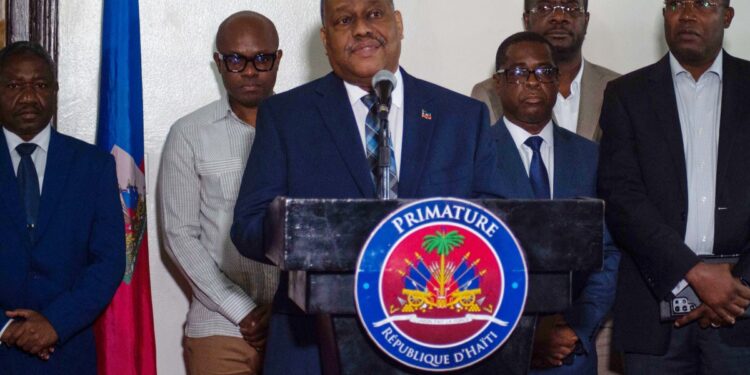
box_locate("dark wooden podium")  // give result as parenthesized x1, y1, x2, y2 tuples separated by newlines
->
(264, 197, 603, 374)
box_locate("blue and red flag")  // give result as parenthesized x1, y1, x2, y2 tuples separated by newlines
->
(95, 1, 157, 374)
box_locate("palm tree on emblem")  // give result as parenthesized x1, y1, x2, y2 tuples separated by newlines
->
(422, 229, 465, 308)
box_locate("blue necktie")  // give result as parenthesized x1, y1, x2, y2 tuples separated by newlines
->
(524, 136, 551, 199)
(362, 94, 398, 198)
(16, 143, 40, 232)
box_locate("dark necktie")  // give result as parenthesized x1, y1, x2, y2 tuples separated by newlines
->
(362, 93, 398, 198)
(16, 143, 40, 232)
(524, 136, 551, 199)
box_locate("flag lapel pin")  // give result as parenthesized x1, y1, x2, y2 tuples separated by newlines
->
(421, 109, 432, 120)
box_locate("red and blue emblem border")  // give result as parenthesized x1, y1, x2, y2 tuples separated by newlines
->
(355, 198, 528, 372)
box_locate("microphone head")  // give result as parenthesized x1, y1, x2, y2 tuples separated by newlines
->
(372, 70, 397, 93)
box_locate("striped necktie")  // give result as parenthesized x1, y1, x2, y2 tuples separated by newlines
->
(362, 93, 398, 198)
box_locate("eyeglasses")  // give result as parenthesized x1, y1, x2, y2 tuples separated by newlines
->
(496, 66, 559, 85)
(664, 0, 722, 13)
(217, 51, 279, 73)
(527, 3, 586, 17)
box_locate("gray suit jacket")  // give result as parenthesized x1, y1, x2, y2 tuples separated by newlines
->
(470, 59, 619, 141)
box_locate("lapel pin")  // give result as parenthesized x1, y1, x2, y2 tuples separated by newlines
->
(421, 109, 432, 120)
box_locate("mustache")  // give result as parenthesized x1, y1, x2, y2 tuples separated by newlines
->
(14, 104, 42, 115)
(544, 26, 573, 35)
(347, 34, 386, 52)
(676, 28, 701, 36)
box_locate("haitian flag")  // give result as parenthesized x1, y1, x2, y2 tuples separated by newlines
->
(95, 0, 157, 374)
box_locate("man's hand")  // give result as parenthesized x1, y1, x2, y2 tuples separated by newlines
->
(1, 319, 22, 345)
(239, 305, 272, 351)
(685, 263, 750, 325)
(531, 315, 579, 368)
(675, 304, 724, 329)
(4, 309, 58, 357)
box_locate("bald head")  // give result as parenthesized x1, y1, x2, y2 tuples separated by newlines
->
(213, 10, 282, 121)
(216, 11, 279, 51)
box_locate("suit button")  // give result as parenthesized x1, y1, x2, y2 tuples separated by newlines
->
(30, 272, 40, 279)
(681, 212, 687, 221)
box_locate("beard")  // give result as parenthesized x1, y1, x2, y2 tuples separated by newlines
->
(551, 34, 585, 63)
(671, 46, 706, 65)
(667, 38, 722, 68)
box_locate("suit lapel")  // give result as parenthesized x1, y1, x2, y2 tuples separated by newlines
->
(716, 52, 748, 192)
(485, 79, 503, 125)
(577, 60, 604, 140)
(552, 126, 576, 199)
(649, 55, 688, 201)
(398, 70, 436, 198)
(0, 130, 28, 235)
(495, 121, 535, 199)
(313, 73, 376, 198)
(34, 130, 74, 240)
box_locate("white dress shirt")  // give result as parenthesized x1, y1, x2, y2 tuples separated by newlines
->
(553, 62, 584, 134)
(503, 117, 556, 195)
(343, 68, 404, 178)
(3, 124, 51, 192)
(671, 52, 722, 256)
(0, 319, 10, 343)
(0, 124, 51, 342)
(669, 52, 723, 294)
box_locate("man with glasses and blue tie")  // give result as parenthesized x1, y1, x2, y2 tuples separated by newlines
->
(490, 31, 619, 375)
(159, 11, 282, 375)
(598, 1, 750, 374)
(472, 0, 618, 142)
(474, 3, 623, 372)
(0, 41, 125, 374)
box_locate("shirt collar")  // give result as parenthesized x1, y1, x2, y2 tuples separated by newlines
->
(217, 94, 273, 127)
(3, 123, 52, 154)
(217, 95, 233, 119)
(503, 116, 555, 150)
(344, 68, 404, 110)
(669, 50, 723, 82)
(569, 61, 585, 97)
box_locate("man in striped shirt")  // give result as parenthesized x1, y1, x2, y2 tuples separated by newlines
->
(158, 11, 282, 375)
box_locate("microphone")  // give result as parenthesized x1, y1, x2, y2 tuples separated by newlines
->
(371, 70, 397, 199)
(372, 70, 397, 120)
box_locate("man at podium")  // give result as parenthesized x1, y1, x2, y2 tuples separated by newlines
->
(231, 0, 500, 373)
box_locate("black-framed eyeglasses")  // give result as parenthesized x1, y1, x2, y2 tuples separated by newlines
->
(217, 51, 279, 73)
(664, 0, 722, 13)
(496, 66, 559, 85)
(527, 3, 586, 17)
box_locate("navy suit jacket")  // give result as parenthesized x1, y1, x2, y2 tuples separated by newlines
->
(231, 69, 498, 373)
(0, 129, 125, 374)
(231, 69, 497, 261)
(493, 121, 619, 374)
(598, 52, 750, 354)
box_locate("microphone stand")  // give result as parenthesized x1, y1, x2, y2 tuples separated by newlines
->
(376, 97, 393, 200)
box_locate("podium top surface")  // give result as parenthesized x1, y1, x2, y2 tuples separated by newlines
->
(265, 197, 603, 273)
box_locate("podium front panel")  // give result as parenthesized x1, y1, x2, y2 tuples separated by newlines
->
(267, 198, 603, 273)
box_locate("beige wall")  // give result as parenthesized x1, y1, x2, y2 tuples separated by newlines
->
(55, 1, 750, 373)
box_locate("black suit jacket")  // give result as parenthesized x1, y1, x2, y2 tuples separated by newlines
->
(598, 51, 750, 354)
